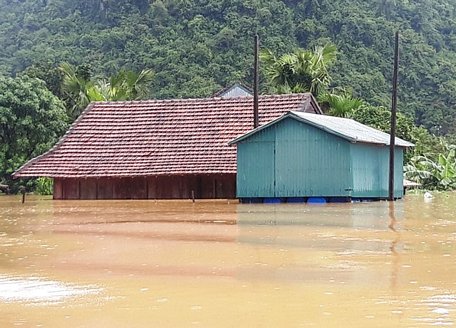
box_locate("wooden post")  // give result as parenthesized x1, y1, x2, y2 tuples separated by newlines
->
(191, 190, 195, 203)
(19, 186, 26, 203)
(389, 31, 400, 201)
(253, 34, 259, 129)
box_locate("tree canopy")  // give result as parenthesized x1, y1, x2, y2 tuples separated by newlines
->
(1, 0, 456, 135)
(59, 63, 154, 118)
(260, 44, 337, 96)
(0, 75, 68, 190)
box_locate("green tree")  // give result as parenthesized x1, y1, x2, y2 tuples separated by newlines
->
(320, 91, 364, 117)
(87, 68, 154, 101)
(22, 62, 64, 100)
(59, 63, 93, 119)
(261, 43, 337, 96)
(350, 104, 417, 143)
(349, 104, 439, 163)
(0, 75, 68, 191)
(60, 63, 154, 117)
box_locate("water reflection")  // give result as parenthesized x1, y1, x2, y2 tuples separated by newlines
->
(388, 202, 401, 292)
(0, 275, 102, 304)
(235, 203, 407, 286)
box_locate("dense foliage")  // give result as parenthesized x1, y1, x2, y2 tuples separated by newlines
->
(59, 63, 154, 118)
(1, 0, 456, 135)
(405, 140, 456, 190)
(260, 44, 337, 96)
(0, 75, 68, 192)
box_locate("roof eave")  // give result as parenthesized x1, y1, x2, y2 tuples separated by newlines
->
(229, 111, 415, 147)
(12, 103, 96, 179)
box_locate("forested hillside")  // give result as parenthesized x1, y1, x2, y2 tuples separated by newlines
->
(1, 0, 456, 134)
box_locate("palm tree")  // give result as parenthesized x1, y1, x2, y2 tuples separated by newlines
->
(320, 92, 364, 117)
(59, 62, 93, 118)
(89, 69, 155, 101)
(117, 69, 154, 100)
(60, 63, 154, 118)
(260, 43, 337, 96)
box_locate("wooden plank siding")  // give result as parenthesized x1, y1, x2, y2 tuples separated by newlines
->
(53, 174, 236, 200)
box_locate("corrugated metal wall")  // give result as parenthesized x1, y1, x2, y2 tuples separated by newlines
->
(350, 144, 404, 198)
(236, 117, 405, 199)
(237, 118, 352, 198)
(274, 119, 351, 197)
(236, 127, 276, 197)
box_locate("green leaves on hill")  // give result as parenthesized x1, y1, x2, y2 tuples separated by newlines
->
(1, 0, 455, 135)
(2, 0, 456, 191)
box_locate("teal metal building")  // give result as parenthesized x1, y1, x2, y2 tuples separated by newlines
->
(230, 111, 414, 202)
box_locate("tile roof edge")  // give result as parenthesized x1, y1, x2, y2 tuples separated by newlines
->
(12, 103, 97, 178)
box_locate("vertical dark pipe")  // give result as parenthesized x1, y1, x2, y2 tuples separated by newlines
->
(253, 34, 259, 129)
(389, 31, 400, 201)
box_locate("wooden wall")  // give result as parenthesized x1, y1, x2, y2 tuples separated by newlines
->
(53, 174, 236, 200)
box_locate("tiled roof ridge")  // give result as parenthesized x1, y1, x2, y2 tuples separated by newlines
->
(12, 103, 97, 178)
(91, 92, 311, 106)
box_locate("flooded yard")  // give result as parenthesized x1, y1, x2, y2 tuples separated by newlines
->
(0, 194, 455, 327)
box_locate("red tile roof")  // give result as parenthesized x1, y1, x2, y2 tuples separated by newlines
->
(13, 93, 321, 178)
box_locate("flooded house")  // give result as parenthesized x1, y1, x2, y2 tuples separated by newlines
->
(13, 93, 322, 200)
(229, 111, 414, 202)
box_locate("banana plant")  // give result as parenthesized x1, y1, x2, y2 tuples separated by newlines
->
(405, 141, 456, 190)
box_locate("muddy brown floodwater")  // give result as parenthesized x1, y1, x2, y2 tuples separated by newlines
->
(0, 194, 455, 327)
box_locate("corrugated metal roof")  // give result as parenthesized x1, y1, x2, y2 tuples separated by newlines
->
(290, 111, 414, 147)
(230, 111, 415, 147)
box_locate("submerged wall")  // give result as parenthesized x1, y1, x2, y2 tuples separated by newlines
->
(53, 174, 236, 200)
(236, 118, 352, 198)
(350, 144, 404, 198)
(236, 117, 406, 200)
